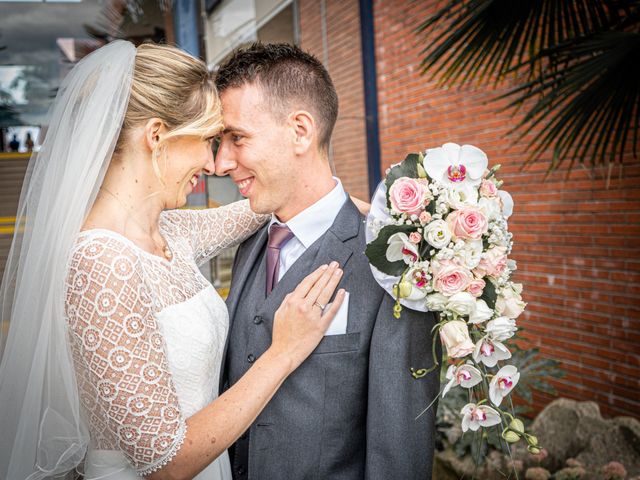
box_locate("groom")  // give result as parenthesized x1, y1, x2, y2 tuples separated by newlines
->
(215, 43, 440, 479)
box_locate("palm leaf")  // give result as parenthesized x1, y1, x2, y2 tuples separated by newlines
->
(501, 31, 640, 170)
(416, 0, 640, 174)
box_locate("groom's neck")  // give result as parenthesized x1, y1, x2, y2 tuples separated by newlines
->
(274, 163, 336, 223)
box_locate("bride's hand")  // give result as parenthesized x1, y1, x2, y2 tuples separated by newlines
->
(271, 262, 345, 371)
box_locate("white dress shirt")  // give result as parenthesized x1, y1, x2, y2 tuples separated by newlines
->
(269, 177, 348, 281)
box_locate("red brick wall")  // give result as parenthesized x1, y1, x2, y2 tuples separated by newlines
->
(302, 0, 640, 418)
(372, 0, 640, 419)
(298, 0, 370, 200)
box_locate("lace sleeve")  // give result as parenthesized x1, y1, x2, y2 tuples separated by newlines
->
(162, 199, 269, 266)
(65, 235, 186, 476)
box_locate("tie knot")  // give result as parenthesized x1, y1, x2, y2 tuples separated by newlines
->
(268, 223, 294, 250)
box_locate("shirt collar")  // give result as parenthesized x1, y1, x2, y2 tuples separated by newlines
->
(269, 177, 347, 248)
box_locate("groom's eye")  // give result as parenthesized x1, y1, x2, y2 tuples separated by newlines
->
(232, 134, 243, 143)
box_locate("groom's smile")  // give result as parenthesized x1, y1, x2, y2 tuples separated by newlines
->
(235, 176, 254, 196)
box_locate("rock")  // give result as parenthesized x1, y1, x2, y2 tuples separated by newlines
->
(434, 448, 509, 479)
(527, 398, 640, 477)
(576, 415, 640, 476)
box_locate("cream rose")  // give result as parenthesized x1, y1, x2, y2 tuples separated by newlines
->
(495, 284, 526, 319)
(446, 292, 477, 317)
(426, 293, 448, 311)
(474, 246, 508, 278)
(440, 320, 475, 358)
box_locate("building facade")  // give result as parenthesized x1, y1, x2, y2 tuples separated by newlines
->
(204, 0, 640, 419)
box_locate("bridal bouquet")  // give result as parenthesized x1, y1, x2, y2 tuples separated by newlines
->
(365, 143, 539, 453)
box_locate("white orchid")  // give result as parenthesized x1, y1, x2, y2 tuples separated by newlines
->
(395, 264, 430, 301)
(486, 316, 517, 341)
(386, 232, 419, 265)
(443, 362, 483, 397)
(423, 143, 488, 189)
(473, 336, 511, 367)
(460, 403, 502, 432)
(498, 190, 514, 218)
(489, 365, 520, 406)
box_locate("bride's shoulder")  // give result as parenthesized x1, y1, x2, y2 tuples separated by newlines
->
(68, 229, 144, 274)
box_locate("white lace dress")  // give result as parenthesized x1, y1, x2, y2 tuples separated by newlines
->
(64, 200, 268, 479)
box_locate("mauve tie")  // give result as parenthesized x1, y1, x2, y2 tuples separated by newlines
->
(266, 223, 295, 295)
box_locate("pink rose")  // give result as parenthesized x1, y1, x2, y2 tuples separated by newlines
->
(446, 207, 488, 240)
(474, 246, 508, 278)
(409, 231, 422, 244)
(480, 179, 498, 197)
(389, 177, 429, 216)
(440, 320, 475, 358)
(467, 278, 486, 297)
(432, 260, 472, 296)
(419, 211, 432, 224)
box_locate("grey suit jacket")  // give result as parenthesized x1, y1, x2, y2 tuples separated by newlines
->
(221, 198, 440, 479)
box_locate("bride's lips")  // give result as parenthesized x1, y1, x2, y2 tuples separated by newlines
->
(235, 176, 254, 196)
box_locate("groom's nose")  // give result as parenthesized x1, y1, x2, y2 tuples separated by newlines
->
(214, 139, 236, 176)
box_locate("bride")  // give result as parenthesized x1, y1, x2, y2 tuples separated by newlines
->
(0, 41, 350, 479)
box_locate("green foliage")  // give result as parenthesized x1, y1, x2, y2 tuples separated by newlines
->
(416, 0, 640, 176)
(480, 278, 497, 310)
(364, 224, 416, 276)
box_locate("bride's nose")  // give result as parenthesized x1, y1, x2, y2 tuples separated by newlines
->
(203, 154, 215, 175)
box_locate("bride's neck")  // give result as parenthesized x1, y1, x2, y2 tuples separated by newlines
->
(86, 155, 165, 237)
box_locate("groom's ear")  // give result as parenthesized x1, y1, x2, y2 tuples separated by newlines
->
(289, 110, 315, 155)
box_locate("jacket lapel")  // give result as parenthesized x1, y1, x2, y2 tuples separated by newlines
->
(226, 224, 269, 323)
(261, 199, 361, 324)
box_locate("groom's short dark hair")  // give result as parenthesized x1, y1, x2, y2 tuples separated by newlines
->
(215, 43, 338, 153)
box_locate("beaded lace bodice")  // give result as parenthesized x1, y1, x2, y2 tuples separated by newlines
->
(64, 200, 268, 476)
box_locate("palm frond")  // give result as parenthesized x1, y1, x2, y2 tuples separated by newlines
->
(416, 0, 640, 174)
(417, 0, 620, 85)
(501, 31, 640, 169)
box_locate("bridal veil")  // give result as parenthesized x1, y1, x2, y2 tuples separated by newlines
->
(0, 40, 135, 479)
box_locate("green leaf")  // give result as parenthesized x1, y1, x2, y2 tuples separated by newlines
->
(364, 224, 416, 276)
(480, 278, 497, 310)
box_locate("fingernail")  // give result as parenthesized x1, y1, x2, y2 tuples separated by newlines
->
(330, 261, 339, 268)
(334, 268, 343, 276)
(321, 264, 328, 270)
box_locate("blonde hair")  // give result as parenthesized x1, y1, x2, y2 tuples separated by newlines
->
(115, 43, 222, 181)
